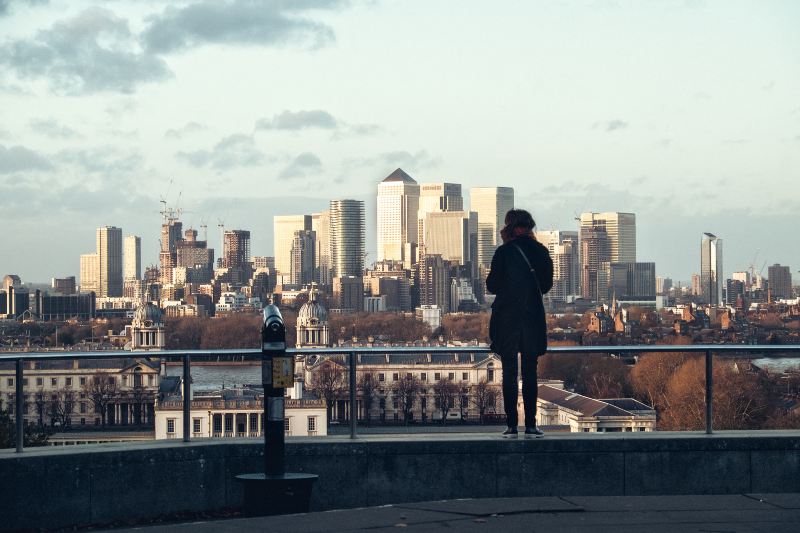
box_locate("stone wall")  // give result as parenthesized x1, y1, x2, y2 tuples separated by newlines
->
(2, 432, 800, 530)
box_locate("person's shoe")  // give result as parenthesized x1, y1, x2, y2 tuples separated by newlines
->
(524, 426, 545, 438)
(502, 427, 518, 438)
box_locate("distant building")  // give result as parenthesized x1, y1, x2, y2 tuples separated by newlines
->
(579, 212, 636, 263)
(421, 211, 478, 276)
(80, 253, 99, 294)
(290, 229, 316, 287)
(537, 230, 580, 302)
(330, 199, 365, 278)
(97, 226, 123, 297)
(768, 264, 792, 300)
(274, 215, 312, 276)
(700, 233, 723, 305)
(36, 290, 95, 320)
(51, 276, 76, 295)
(296, 290, 330, 348)
(129, 302, 165, 351)
(470, 187, 514, 270)
(377, 168, 419, 263)
(597, 262, 656, 303)
(536, 385, 656, 432)
(580, 226, 610, 301)
(416, 305, 442, 329)
(333, 276, 363, 312)
(124, 235, 142, 280)
(311, 211, 332, 286)
(418, 254, 451, 313)
(417, 182, 463, 245)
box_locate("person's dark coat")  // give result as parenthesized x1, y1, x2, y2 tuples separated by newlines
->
(486, 235, 554, 357)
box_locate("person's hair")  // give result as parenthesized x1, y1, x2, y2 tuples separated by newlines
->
(500, 209, 536, 243)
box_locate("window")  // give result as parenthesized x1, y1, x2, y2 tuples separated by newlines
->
(64, 377, 72, 387)
(122, 376, 128, 385)
(487, 363, 495, 383)
(378, 373, 385, 382)
(79, 393, 86, 399)
(148, 375, 154, 386)
(166, 418, 176, 434)
(36, 378, 43, 387)
(420, 373, 427, 382)
(193, 418, 202, 434)
(6, 378, 13, 387)
(80, 418, 86, 425)
(22, 378, 28, 387)
(107, 377, 115, 385)
(392, 373, 399, 381)
(307, 417, 317, 432)
(462, 372, 468, 381)
(224, 414, 233, 433)
(639, 427, 646, 431)
(51, 378, 58, 387)
(79, 377, 86, 386)
(249, 414, 258, 433)
(448, 372, 455, 381)
(284, 418, 290, 432)
(213, 414, 223, 434)
(406, 373, 412, 380)
(583, 428, 590, 432)
(434, 373, 441, 381)
(80, 403, 86, 414)
(421, 397, 427, 410)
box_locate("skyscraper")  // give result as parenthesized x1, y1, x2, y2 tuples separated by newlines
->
(700, 233, 723, 305)
(418, 254, 451, 313)
(222, 230, 251, 284)
(537, 230, 580, 302)
(79, 253, 99, 294)
(580, 227, 610, 301)
(290, 229, 316, 287)
(124, 235, 141, 280)
(273, 215, 312, 276)
(96, 226, 123, 297)
(311, 210, 331, 286)
(422, 211, 477, 270)
(330, 199, 365, 278)
(377, 168, 419, 263)
(579, 212, 636, 263)
(469, 187, 514, 269)
(417, 182, 463, 244)
(767, 264, 792, 300)
(159, 217, 183, 285)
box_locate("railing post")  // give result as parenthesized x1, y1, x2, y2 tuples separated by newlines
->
(349, 351, 357, 439)
(15, 358, 24, 453)
(183, 353, 191, 443)
(705, 350, 713, 435)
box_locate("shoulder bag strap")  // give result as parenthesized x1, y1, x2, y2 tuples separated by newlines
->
(512, 243, 542, 296)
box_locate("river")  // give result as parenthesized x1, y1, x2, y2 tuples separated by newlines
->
(166, 364, 262, 390)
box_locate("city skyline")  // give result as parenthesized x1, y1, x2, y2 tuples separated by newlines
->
(1, 1, 798, 281)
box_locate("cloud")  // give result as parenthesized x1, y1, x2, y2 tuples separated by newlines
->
(0, 7, 171, 94)
(373, 150, 441, 170)
(176, 133, 267, 171)
(165, 121, 206, 139)
(256, 110, 338, 131)
(0, 144, 53, 173)
(142, 0, 342, 54)
(29, 118, 82, 139)
(592, 119, 628, 132)
(279, 152, 322, 179)
(0, 0, 48, 17)
(56, 146, 143, 177)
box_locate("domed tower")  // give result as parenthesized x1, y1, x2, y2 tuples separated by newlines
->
(296, 289, 329, 348)
(130, 302, 165, 350)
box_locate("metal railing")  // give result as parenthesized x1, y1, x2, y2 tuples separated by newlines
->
(2, 344, 800, 452)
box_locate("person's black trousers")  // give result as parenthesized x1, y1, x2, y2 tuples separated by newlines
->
(500, 352, 538, 428)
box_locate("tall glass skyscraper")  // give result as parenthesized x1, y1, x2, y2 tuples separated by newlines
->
(376, 168, 419, 263)
(701, 232, 723, 305)
(469, 187, 514, 270)
(579, 212, 636, 264)
(330, 199, 365, 278)
(97, 226, 123, 297)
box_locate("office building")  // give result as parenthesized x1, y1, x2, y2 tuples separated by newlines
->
(330, 199, 365, 278)
(768, 264, 792, 300)
(124, 235, 141, 280)
(469, 187, 514, 269)
(579, 212, 636, 263)
(274, 215, 312, 276)
(418, 254, 451, 313)
(333, 275, 363, 312)
(80, 253, 99, 294)
(377, 168, 419, 263)
(597, 262, 656, 302)
(311, 211, 331, 286)
(537, 230, 580, 302)
(700, 233, 723, 305)
(175, 229, 214, 283)
(417, 182, 463, 244)
(290, 230, 316, 287)
(96, 226, 123, 297)
(422, 211, 478, 273)
(579, 227, 610, 301)
(51, 276, 76, 295)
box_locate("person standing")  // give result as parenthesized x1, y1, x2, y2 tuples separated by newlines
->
(486, 209, 553, 438)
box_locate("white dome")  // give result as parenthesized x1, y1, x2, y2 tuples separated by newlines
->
(133, 302, 162, 325)
(298, 299, 327, 326)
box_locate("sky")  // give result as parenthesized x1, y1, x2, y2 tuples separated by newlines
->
(0, 0, 798, 284)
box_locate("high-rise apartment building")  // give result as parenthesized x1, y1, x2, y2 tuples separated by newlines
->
(159, 217, 183, 285)
(176, 229, 214, 283)
(418, 254, 451, 313)
(274, 215, 312, 275)
(537, 230, 580, 302)
(333, 275, 363, 312)
(377, 168, 419, 263)
(124, 235, 141, 280)
(700, 233, 723, 305)
(597, 262, 656, 302)
(330, 199, 365, 278)
(51, 276, 76, 295)
(767, 264, 792, 300)
(579, 212, 636, 264)
(469, 187, 514, 269)
(422, 211, 477, 271)
(311, 211, 331, 286)
(221, 230, 251, 285)
(96, 226, 123, 297)
(290, 230, 316, 287)
(417, 182, 463, 244)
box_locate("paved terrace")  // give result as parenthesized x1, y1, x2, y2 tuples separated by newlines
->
(3, 431, 800, 530)
(117, 494, 800, 532)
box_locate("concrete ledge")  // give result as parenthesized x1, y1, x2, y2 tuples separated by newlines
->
(2, 431, 800, 530)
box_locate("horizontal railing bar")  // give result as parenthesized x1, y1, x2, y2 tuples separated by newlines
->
(1, 344, 800, 362)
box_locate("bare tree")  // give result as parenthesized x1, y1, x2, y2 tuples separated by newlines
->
(393, 374, 421, 424)
(306, 359, 347, 423)
(33, 391, 47, 427)
(49, 388, 76, 428)
(357, 371, 379, 425)
(83, 372, 119, 428)
(433, 378, 459, 424)
(471, 378, 499, 423)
